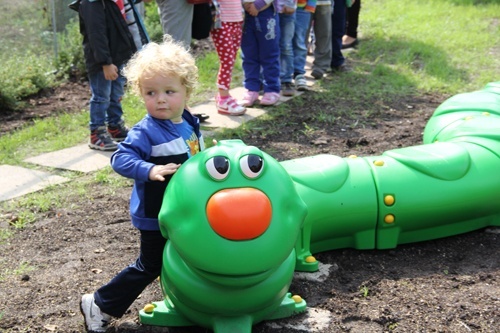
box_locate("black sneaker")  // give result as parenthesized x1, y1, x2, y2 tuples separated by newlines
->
(311, 70, 324, 80)
(89, 127, 118, 151)
(281, 82, 295, 97)
(107, 121, 129, 142)
(331, 64, 352, 73)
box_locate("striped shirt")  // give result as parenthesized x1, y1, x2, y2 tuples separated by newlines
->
(219, 0, 244, 22)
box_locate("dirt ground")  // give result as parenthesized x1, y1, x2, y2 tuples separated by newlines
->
(0, 62, 498, 333)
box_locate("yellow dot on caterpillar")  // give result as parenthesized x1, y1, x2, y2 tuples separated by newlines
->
(348, 155, 357, 158)
(143, 303, 155, 313)
(374, 160, 384, 166)
(384, 195, 395, 206)
(482, 112, 490, 116)
(384, 214, 395, 224)
(292, 295, 303, 303)
(305, 256, 317, 263)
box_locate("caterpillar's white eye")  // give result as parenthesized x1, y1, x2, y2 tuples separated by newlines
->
(206, 156, 230, 180)
(240, 154, 264, 179)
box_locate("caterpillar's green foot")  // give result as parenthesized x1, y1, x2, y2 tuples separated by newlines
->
(139, 300, 193, 327)
(267, 293, 307, 320)
(295, 255, 319, 272)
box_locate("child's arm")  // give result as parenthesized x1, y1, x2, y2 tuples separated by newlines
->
(253, 0, 274, 11)
(304, 0, 317, 13)
(111, 128, 179, 182)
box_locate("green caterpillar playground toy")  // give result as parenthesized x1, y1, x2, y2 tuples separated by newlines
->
(139, 82, 500, 332)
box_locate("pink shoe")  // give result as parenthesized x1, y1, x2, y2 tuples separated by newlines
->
(216, 95, 246, 116)
(241, 90, 260, 107)
(260, 92, 280, 106)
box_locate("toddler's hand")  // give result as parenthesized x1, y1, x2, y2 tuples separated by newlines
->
(244, 3, 258, 16)
(149, 163, 181, 181)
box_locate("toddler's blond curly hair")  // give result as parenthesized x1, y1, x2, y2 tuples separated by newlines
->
(123, 36, 198, 98)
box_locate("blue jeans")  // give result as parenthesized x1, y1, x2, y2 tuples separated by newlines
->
(241, 6, 281, 93)
(94, 230, 167, 318)
(293, 9, 311, 77)
(88, 69, 125, 131)
(331, 0, 346, 68)
(279, 11, 296, 83)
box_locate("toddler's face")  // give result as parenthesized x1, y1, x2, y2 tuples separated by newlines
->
(140, 74, 188, 122)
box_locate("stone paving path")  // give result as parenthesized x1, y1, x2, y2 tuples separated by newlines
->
(0, 59, 315, 202)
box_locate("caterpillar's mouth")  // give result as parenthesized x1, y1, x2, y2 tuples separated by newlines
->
(191, 266, 274, 288)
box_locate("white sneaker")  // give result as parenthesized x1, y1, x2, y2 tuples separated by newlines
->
(216, 95, 246, 116)
(295, 74, 309, 91)
(80, 294, 111, 332)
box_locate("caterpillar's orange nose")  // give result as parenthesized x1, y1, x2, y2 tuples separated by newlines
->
(206, 188, 272, 240)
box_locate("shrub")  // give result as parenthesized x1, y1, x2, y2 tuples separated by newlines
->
(0, 52, 56, 111)
(55, 18, 86, 79)
(144, 1, 164, 43)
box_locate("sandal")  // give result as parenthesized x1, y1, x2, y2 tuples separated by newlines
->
(193, 113, 210, 122)
(260, 92, 280, 106)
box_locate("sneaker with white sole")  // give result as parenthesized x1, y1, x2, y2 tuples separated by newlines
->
(260, 92, 280, 106)
(89, 127, 118, 151)
(107, 121, 129, 142)
(216, 95, 246, 116)
(294, 74, 309, 91)
(80, 294, 111, 333)
(240, 90, 260, 107)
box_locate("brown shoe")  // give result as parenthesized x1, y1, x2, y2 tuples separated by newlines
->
(311, 70, 324, 80)
(281, 82, 295, 97)
(331, 64, 352, 73)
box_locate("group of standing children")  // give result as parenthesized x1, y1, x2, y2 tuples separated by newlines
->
(236, 0, 355, 108)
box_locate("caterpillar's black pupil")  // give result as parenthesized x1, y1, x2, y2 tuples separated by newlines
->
(214, 156, 229, 174)
(248, 155, 263, 173)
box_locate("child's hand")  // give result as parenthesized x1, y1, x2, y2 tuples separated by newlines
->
(103, 64, 119, 81)
(244, 3, 258, 16)
(149, 163, 181, 181)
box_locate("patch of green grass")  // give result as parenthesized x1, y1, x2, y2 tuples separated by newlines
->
(0, 261, 35, 282)
(388, 322, 398, 330)
(94, 166, 132, 189)
(0, 111, 88, 165)
(0, 228, 13, 244)
(2, 185, 68, 229)
(360, 285, 369, 297)
(356, 0, 500, 94)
